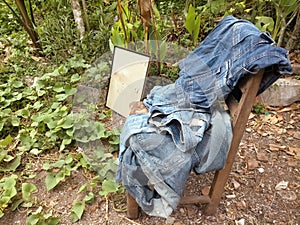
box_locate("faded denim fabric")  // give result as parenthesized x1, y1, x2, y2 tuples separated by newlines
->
(145, 84, 211, 152)
(116, 106, 232, 217)
(116, 15, 293, 218)
(177, 16, 293, 109)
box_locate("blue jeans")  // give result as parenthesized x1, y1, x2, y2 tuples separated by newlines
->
(116, 15, 293, 218)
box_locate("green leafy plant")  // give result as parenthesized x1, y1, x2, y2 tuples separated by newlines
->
(70, 178, 97, 222)
(185, 4, 201, 45)
(253, 103, 266, 114)
(43, 153, 83, 191)
(26, 206, 60, 225)
(0, 174, 18, 218)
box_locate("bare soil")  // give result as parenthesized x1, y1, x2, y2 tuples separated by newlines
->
(1, 50, 300, 225)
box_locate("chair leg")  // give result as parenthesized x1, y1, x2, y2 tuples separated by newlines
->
(205, 72, 264, 215)
(127, 192, 139, 219)
(204, 168, 231, 215)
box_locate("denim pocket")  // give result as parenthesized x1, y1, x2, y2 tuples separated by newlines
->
(131, 133, 188, 177)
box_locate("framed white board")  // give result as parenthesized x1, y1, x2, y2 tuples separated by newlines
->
(106, 46, 150, 117)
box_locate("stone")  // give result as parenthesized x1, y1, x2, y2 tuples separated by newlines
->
(258, 78, 300, 106)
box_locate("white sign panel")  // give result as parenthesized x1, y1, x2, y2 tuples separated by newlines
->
(106, 46, 150, 117)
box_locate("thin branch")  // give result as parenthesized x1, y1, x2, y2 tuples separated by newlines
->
(81, 0, 90, 33)
(117, 0, 128, 46)
(277, 8, 298, 47)
(28, 0, 36, 26)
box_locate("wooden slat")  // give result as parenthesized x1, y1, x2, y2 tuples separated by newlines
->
(204, 70, 264, 215)
(127, 192, 139, 219)
(179, 195, 211, 205)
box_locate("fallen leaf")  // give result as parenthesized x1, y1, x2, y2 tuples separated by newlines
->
(275, 181, 289, 190)
(289, 147, 300, 159)
(247, 158, 259, 170)
(261, 114, 278, 124)
(287, 159, 298, 167)
(226, 194, 236, 199)
(232, 180, 241, 190)
(269, 144, 286, 151)
(278, 104, 299, 112)
(257, 152, 269, 162)
(201, 186, 210, 196)
(293, 131, 300, 139)
(174, 222, 185, 225)
(277, 190, 297, 201)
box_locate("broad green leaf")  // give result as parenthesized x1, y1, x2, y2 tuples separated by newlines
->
(12, 80, 23, 88)
(11, 116, 20, 126)
(193, 15, 201, 43)
(26, 214, 40, 225)
(66, 128, 74, 137)
(78, 184, 87, 193)
(37, 89, 46, 97)
(65, 87, 77, 96)
(45, 172, 64, 191)
(55, 93, 68, 101)
(30, 148, 43, 155)
(71, 200, 85, 222)
(185, 4, 196, 34)
(0, 134, 13, 147)
(51, 102, 61, 109)
(22, 183, 37, 201)
(255, 16, 274, 32)
(83, 192, 94, 203)
(45, 217, 60, 225)
(0, 174, 18, 200)
(16, 108, 30, 118)
(99, 180, 119, 196)
(70, 74, 81, 83)
(0, 155, 21, 172)
(59, 117, 73, 129)
(60, 138, 72, 151)
(53, 84, 64, 93)
(51, 160, 65, 168)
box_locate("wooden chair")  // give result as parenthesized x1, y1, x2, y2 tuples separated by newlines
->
(126, 69, 265, 219)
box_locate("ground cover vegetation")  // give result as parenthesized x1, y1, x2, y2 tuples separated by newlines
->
(0, 0, 299, 224)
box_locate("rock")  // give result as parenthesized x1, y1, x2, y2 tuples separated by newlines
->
(236, 218, 245, 225)
(257, 168, 265, 173)
(165, 216, 176, 225)
(258, 78, 300, 106)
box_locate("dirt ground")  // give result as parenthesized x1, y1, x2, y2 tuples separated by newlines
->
(1, 101, 299, 225)
(1, 50, 299, 225)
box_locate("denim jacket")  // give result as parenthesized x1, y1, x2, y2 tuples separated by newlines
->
(116, 16, 293, 218)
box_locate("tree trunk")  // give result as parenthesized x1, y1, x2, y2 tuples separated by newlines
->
(15, 0, 41, 50)
(71, 0, 85, 40)
(286, 9, 300, 51)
